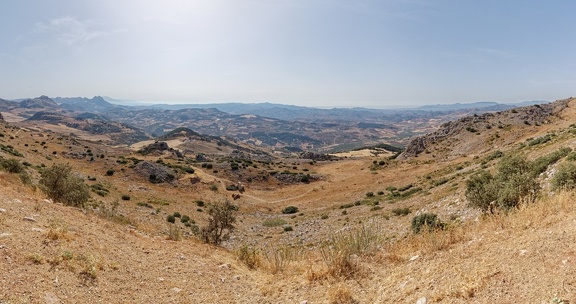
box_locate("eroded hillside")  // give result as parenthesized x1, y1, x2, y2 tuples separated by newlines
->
(1, 98, 576, 303)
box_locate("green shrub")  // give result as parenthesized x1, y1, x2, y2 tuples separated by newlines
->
(105, 169, 115, 176)
(39, 164, 90, 207)
(195, 200, 205, 207)
(0, 158, 25, 173)
(173, 212, 181, 218)
(121, 195, 131, 201)
(552, 163, 576, 190)
(283, 226, 293, 232)
(281, 206, 299, 214)
(321, 214, 329, 220)
(166, 214, 176, 223)
(181, 215, 191, 223)
(527, 134, 552, 146)
(466, 155, 540, 213)
(391, 208, 411, 216)
(366, 192, 374, 197)
(411, 213, 443, 233)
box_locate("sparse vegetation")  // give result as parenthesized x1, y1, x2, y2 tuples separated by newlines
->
(200, 200, 237, 245)
(39, 164, 90, 207)
(282, 206, 299, 214)
(466, 155, 540, 213)
(552, 163, 576, 190)
(411, 213, 443, 233)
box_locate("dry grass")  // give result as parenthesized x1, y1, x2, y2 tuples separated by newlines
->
(167, 224, 182, 241)
(236, 244, 260, 270)
(327, 284, 358, 304)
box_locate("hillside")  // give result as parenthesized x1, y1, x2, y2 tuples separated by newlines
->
(1, 98, 576, 302)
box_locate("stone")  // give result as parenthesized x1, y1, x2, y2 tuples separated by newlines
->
(416, 297, 427, 304)
(410, 255, 419, 261)
(44, 291, 61, 304)
(23, 217, 37, 222)
(171, 287, 182, 293)
(0, 208, 6, 213)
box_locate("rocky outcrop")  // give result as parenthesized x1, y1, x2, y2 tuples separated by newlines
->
(138, 141, 183, 158)
(398, 99, 571, 159)
(134, 161, 176, 184)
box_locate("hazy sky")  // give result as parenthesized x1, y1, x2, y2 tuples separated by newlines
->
(1, 0, 574, 107)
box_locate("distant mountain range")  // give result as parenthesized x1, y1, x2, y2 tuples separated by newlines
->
(0, 95, 553, 153)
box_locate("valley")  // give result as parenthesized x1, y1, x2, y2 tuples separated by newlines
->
(0, 96, 575, 303)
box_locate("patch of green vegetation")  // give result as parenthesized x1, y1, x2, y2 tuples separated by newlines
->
(391, 208, 411, 216)
(147, 199, 170, 206)
(527, 134, 552, 146)
(90, 184, 110, 197)
(0, 144, 23, 157)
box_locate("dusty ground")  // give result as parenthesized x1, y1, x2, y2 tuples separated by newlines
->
(2, 99, 576, 303)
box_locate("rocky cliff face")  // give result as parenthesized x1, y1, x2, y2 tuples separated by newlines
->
(398, 99, 572, 159)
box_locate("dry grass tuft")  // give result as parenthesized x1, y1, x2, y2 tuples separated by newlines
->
(262, 245, 303, 274)
(46, 219, 71, 242)
(168, 224, 182, 241)
(237, 244, 260, 270)
(327, 284, 358, 304)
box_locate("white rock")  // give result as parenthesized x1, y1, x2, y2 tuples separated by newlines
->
(32, 228, 45, 233)
(410, 255, 419, 261)
(416, 297, 427, 304)
(519, 249, 527, 255)
(171, 287, 182, 293)
(0, 233, 12, 238)
(43, 199, 52, 204)
(158, 277, 165, 282)
(12, 199, 22, 204)
(0, 208, 6, 213)
(300, 301, 308, 304)
(44, 291, 60, 304)
(23, 217, 37, 222)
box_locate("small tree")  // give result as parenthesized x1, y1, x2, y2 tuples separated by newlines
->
(39, 164, 90, 207)
(200, 200, 237, 245)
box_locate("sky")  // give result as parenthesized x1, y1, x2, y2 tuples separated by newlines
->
(0, 0, 575, 108)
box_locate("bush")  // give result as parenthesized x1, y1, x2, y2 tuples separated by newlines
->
(466, 155, 540, 213)
(391, 208, 411, 216)
(465, 170, 498, 213)
(552, 163, 576, 190)
(195, 200, 205, 207)
(282, 206, 299, 214)
(106, 169, 115, 176)
(411, 213, 443, 233)
(283, 226, 293, 232)
(181, 215, 191, 223)
(121, 195, 131, 201)
(365, 192, 374, 197)
(166, 214, 176, 223)
(0, 158, 24, 173)
(173, 212, 181, 218)
(39, 164, 90, 207)
(200, 201, 237, 245)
